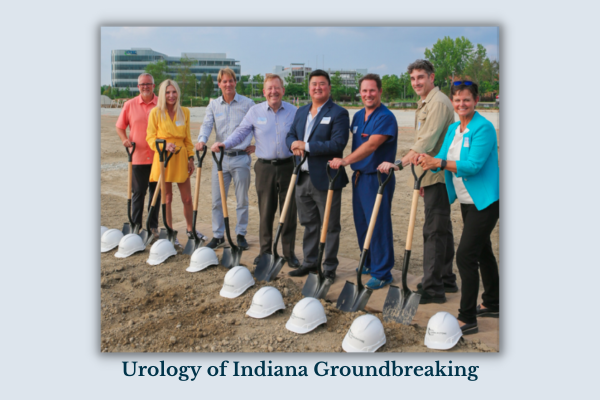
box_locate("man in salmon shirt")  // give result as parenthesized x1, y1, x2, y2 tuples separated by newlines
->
(115, 73, 161, 240)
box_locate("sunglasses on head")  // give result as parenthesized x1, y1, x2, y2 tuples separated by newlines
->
(453, 81, 473, 86)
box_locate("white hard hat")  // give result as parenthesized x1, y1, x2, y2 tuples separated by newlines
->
(187, 247, 218, 272)
(424, 311, 462, 350)
(286, 297, 327, 334)
(101, 226, 109, 237)
(146, 239, 177, 265)
(342, 314, 386, 353)
(115, 234, 146, 258)
(220, 266, 255, 299)
(101, 229, 124, 252)
(246, 287, 285, 319)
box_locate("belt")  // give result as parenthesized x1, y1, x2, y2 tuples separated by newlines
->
(224, 150, 247, 157)
(258, 157, 292, 166)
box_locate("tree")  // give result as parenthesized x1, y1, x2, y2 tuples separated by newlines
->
(424, 36, 474, 90)
(284, 74, 303, 97)
(252, 74, 264, 97)
(102, 86, 111, 97)
(144, 60, 169, 92)
(236, 80, 245, 95)
(175, 57, 197, 98)
(381, 74, 401, 101)
(202, 74, 214, 99)
(330, 71, 345, 101)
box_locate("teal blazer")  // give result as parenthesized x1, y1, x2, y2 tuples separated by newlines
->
(432, 111, 499, 210)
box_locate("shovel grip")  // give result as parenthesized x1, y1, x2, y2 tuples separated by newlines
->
(411, 163, 428, 190)
(156, 139, 166, 162)
(196, 146, 207, 168)
(406, 190, 420, 250)
(292, 153, 308, 174)
(326, 162, 342, 190)
(125, 142, 136, 161)
(218, 171, 228, 218)
(279, 174, 297, 223)
(377, 169, 394, 194)
(211, 149, 225, 171)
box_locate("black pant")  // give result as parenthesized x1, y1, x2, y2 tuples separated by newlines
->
(132, 164, 160, 229)
(422, 183, 456, 296)
(457, 200, 500, 324)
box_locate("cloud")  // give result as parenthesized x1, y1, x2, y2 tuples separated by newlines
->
(484, 44, 499, 60)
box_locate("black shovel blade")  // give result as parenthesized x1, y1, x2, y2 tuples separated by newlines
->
(254, 253, 274, 281)
(336, 281, 372, 312)
(315, 277, 334, 300)
(382, 285, 421, 325)
(220, 247, 234, 269)
(231, 246, 243, 267)
(182, 236, 205, 256)
(138, 229, 149, 246)
(267, 256, 286, 282)
(122, 223, 131, 236)
(302, 274, 333, 299)
(159, 228, 168, 240)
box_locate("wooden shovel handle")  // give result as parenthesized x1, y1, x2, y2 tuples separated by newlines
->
(193, 167, 201, 211)
(218, 170, 228, 218)
(320, 189, 334, 243)
(363, 193, 383, 251)
(150, 175, 162, 207)
(406, 190, 420, 250)
(279, 173, 297, 223)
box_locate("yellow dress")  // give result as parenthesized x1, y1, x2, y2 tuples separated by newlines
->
(146, 107, 194, 183)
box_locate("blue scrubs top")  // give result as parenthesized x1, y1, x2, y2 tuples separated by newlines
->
(350, 104, 398, 174)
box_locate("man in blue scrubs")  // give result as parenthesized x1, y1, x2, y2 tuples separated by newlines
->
(329, 74, 398, 289)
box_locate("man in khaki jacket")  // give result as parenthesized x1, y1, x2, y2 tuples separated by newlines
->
(400, 59, 457, 304)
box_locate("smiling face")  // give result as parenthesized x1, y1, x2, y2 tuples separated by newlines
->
(309, 75, 331, 104)
(410, 68, 435, 98)
(360, 79, 382, 110)
(165, 85, 178, 107)
(137, 75, 155, 98)
(263, 76, 285, 109)
(452, 89, 479, 119)
(218, 73, 237, 98)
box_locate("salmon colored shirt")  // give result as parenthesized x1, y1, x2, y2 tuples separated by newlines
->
(115, 94, 158, 165)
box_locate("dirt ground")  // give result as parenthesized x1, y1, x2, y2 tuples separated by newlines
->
(100, 112, 499, 353)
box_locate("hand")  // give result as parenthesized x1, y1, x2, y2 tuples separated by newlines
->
(244, 145, 256, 155)
(211, 142, 225, 153)
(411, 152, 426, 165)
(122, 139, 132, 148)
(420, 187, 425, 198)
(188, 158, 195, 175)
(166, 142, 176, 153)
(292, 149, 304, 157)
(195, 142, 205, 151)
(402, 149, 417, 167)
(418, 154, 439, 171)
(329, 158, 348, 170)
(291, 141, 306, 152)
(377, 161, 399, 174)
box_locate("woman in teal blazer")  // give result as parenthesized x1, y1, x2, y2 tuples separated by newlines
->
(417, 81, 499, 335)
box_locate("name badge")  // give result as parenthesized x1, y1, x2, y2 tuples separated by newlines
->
(175, 120, 184, 127)
(215, 112, 224, 118)
(353, 126, 358, 133)
(464, 137, 470, 148)
(418, 121, 421, 130)
(321, 117, 331, 124)
(257, 117, 267, 125)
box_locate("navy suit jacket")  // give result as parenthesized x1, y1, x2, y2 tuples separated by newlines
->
(285, 98, 350, 191)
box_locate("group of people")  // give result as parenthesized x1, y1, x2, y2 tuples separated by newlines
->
(115, 59, 499, 335)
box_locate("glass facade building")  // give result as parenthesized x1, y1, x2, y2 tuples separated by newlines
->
(111, 48, 241, 92)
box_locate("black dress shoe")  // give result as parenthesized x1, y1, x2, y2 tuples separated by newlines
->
(476, 304, 499, 318)
(460, 322, 479, 335)
(288, 265, 317, 277)
(324, 270, 336, 281)
(416, 288, 447, 304)
(237, 235, 249, 250)
(206, 237, 225, 249)
(417, 282, 459, 293)
(285, 255, 300, 269)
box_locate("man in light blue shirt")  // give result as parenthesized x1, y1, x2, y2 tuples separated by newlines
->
(212, 74, 300, 269)
(196, 68, 255, 250)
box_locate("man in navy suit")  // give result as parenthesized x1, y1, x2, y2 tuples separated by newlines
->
(285, 70, 350, 280)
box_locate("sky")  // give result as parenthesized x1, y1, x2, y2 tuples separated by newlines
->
(100, 27, 499, 86)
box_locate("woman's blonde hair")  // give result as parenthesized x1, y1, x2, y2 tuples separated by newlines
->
(156, 79, 185, 123)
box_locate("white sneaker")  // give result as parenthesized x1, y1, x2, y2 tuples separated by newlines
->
(174, 237, 181, 247)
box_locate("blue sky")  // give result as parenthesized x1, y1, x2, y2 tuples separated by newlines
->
(101, 27, 498, 85)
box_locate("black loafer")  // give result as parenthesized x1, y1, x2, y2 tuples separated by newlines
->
(416, 288, 447, 304)
(288, 265, 317, 277)
(285, 255, 301, 269)
(460, 322, 479, 335)
(417, 282, 459, 293)
(237, 235, 249, 250)
(476, 304, 499, 318)
(324, 270, 336, 281)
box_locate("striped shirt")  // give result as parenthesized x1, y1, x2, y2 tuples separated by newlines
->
(197, 92, 255, 151)
(223, 101, 297, 160)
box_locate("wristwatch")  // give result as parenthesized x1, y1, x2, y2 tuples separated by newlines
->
(440, 160, 447, 170)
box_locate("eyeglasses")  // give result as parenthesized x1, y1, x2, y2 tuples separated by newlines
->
(138, 83, 154, 87)
(453, 81, 473, 86)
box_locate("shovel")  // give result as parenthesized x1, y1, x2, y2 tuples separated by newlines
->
(383, 163, 427, 325)
(183, 147, 208, 255)
(302, 162, 340, 298)
(336, 169, 395, 312)
(212, 149, 242, 269)
(122, 142, 137, 235)
(142, 174, 161, 247)
(254, 154, 307, 282)
(155, 139, 177, 244)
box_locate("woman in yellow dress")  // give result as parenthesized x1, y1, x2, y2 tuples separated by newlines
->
(146, 79, 205, 245)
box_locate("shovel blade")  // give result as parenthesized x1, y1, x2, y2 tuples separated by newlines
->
(220, 247, 234, 269)
(302, 274, 334, 300)
(336, 281, 359, 312)
(182, 238, 196, 255)
(315, 277, 334, 300)
(159, 228, 168, 240)
(231, 247, 243, 267)
(267, 257, 286, 282)
(254, 253, 274, 281)
(382, 285, 421, 325)
(122, 223, 131, 236)
(138, 229, 149, 246)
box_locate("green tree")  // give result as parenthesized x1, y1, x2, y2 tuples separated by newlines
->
(244, 84, 253, 96)
(102, 86, 111, 97)
(144, 60, 170, 92)
(175, 57, 197, 98)
(252, 74, 264, 97)
(381, 74, 401, 101)
(284, 74, 303, 97)
(202, 74, 214, 99)
(330, 71, 345, 101)
(241, 75, 250, 83)
(424, 36, 474, 90)
(236, 80, 245, 95)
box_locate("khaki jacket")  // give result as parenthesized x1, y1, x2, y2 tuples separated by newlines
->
(411, 87, 455, 187)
